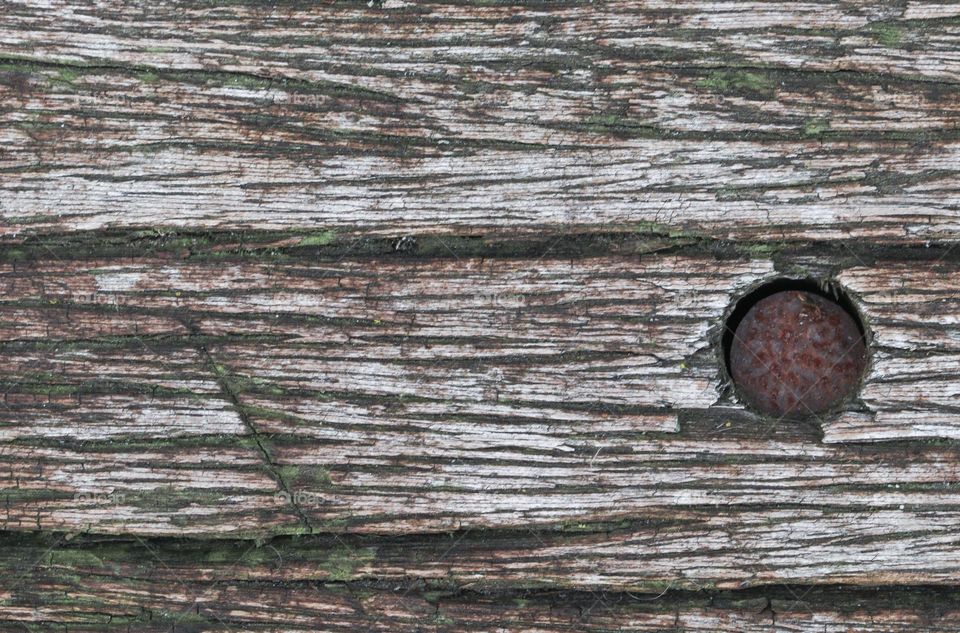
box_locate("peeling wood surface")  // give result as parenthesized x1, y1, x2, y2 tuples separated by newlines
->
(4, 539, 960, 633)
(0, 1, 959, 240)
(0, 254, 959, 585)
(3, 0, 960, 629)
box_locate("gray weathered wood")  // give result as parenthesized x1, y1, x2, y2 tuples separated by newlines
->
(0, 1, 958, 241)
(3, 0, 960, 627)
(0, 253, 958, 593)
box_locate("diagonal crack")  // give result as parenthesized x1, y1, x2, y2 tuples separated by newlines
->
(196, 342, 315, 535)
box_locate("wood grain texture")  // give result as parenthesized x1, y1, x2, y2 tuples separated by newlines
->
(5, 582, 960, 632)
(3, 0, 960, 626)
(3, 535, 960, 631)
(0, 1, 958, 240)
(0, 252, 958, 592)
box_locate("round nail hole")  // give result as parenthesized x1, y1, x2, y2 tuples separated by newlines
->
(721, 278, 868, 418)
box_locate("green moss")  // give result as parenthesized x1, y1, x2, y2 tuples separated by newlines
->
(210, 362, 288, 397)
(235, 547, 273, 566)
(275, 465, 300, 482)
(422, 589, 455, 603)
(240, 402, 307, 422)
(867, 22, 904, 47)
(457, 78, 496, 95)
(433, 613, 456, 626)
(222, 73, 276, 91)
(160, 234, 218, 250)
(55, 68, 78, 84)
(586, 114, 625, 126)
(779, 263, 814, 279)
(45, 549, 105, 568)
(803, 118, 831, 137)
(5, 213, 54, 226)
(0, 62, 28, 74)
(696, 70, 776, 96)
(0, 373, 203, 399)
(583, 113, 656, 134)
(629, 221, 700, 240)
(305, 466, 333, 487)
(323, 545, 376, 581)
(737, 242, 780, 257)
(136, 70, 159, 84)
(297, 230, 337, 247)
(227, 374, 287, 396)
(204, 548, 235, 564)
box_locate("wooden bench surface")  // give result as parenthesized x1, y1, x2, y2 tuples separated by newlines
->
(1, 1, 960, 630)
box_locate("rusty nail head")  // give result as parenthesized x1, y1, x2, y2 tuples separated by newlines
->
(728, 289, 867, 417)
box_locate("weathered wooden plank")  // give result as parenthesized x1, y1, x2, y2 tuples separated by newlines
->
(257, 413, 960, 533)
(0, 252, 959, 563)
(2, 0, 959, 626)
(2, 254, 956, 437)
(4, 0, 959, 81)
(0, 338, 299, 535)
(823, 262, 960, 441)
(5, 570, 960, 633)
(0, 1, 958, 241)
(0, 445, 297, 536)
(7, 564, 960, 633)
(3, 532, 960, 630)
(5, 535, 960, 630)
